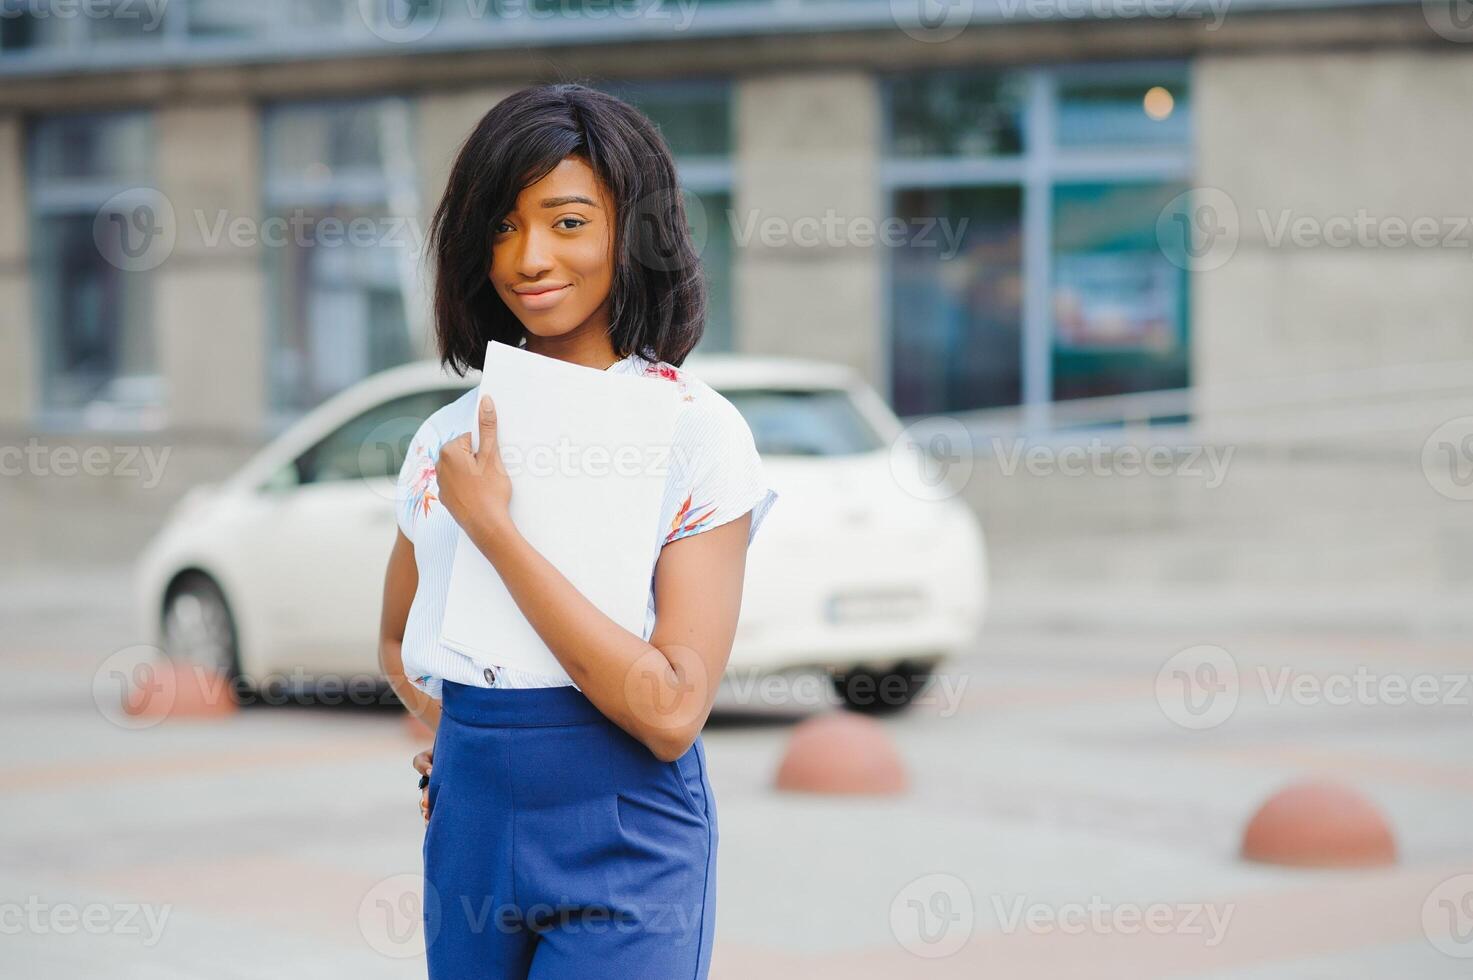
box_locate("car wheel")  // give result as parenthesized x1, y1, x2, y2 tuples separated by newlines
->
(830, 658, 941, 716)
(162, 573, 242, 684)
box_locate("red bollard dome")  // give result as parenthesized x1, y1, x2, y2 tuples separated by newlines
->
(1241, 779, 1396, 867)
(775, 712, 908, 795)
(123, 660, 238, 720)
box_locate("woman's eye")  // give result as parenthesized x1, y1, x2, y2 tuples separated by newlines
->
(555, 217, 586, 230)
(493, 221, 512, 234)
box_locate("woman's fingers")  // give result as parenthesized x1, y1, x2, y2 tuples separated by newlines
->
(415, 748, 434, 822)
(478, 395, 497, 454)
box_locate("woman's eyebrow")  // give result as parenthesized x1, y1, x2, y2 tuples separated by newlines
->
(538, 195, 599, 209)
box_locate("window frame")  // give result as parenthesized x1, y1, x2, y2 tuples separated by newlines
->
(27, 108, 161, 432)
(259, 93, 423, 431)
(879, 60, 1195, 434)
(596, 76, 737, 353)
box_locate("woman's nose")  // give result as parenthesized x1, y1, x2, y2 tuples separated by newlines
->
(511, 227, 555, 279)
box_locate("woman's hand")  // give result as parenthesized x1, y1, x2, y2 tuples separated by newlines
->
(436, 395, 512, 537)
(414, 746, 433, 822)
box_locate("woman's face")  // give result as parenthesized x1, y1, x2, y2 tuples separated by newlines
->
(489, 156, 616, 345)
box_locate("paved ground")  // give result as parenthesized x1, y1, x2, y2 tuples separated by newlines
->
(4, 566, 1471, 978)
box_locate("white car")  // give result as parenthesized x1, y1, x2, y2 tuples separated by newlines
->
(135, 354, 987, 714)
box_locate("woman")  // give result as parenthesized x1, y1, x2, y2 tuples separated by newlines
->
(377, 82, 778, 979)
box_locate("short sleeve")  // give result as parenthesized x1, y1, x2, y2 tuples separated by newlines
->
(663, 393, 779, 549)
(394, 419, 436, 543)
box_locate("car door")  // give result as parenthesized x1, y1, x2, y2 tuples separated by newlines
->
(254, 387, 467, 678)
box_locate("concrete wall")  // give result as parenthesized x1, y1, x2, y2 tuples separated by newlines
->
(733, 71, 885, 382)
(153, 101, 266, 437)
(1193, 49, 1473, 405)
(411, 84, 519, 363)
(1, 102, 269, 569)
(0, 114, 35, 431)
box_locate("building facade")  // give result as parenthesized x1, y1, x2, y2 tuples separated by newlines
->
(4, 0, 1467, 442)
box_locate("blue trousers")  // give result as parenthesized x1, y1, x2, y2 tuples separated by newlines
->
(423, 680, 718, 978)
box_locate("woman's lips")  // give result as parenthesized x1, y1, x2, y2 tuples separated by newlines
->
(512, 284, 571, 311)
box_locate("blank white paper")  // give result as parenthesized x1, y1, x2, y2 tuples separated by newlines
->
(438, 340, 684, 684)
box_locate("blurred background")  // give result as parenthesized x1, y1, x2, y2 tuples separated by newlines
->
(3, 0, 1471, 976)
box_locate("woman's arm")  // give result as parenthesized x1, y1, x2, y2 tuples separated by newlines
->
(379, 528, 441, 733)
(467, 509, 749, 762)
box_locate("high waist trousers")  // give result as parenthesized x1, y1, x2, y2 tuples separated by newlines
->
(423, 680, 718, 978)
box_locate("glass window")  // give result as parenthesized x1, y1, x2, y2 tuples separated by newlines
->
(886, 72, 1027, 158)
(31, 110, 150, 183)
(1056, 74, 1190, 150)
(266, 100, 394, 183)
(890, 186, 1023, 416)
(884, 65, 1193, 425)
(295, 388, 467, 485)
(1051, 181, 1190, 401)
(187, 0, 349, 38)
(185, 0, 281, 39)
(88, 0, 169, 43)
(30, 112, 160, 422)
(597, 80, 736, 353)
(601, 80, 732, 158)
(723, 389, 886, 457)
(0, 0, 169, 49)
(264, 98, 420, 416)
(689, 187, 734, 353)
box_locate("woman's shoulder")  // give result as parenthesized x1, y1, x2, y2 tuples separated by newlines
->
(409, 386, 478, 451)
(397, 388, 473, 489)
(631, 356, 694, 401)
(636, 356, 744, 432)
(637, 360, 758, 481)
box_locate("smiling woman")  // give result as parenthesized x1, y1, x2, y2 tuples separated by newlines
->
(493, 173, 609, 317)
(424, 86, 705, 380)
(378, 82, 776, 980)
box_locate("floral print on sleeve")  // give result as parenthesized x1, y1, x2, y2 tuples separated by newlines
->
(401, 427, 463, 531)
(665, 490, 718, 545)
(644, 361, 695, 403)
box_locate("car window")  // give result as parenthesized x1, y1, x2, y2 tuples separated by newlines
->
(295, 388, 468, 485)
(721, 388, 886, 457)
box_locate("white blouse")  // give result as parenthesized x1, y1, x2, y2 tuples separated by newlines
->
(393, 350, 779, 699)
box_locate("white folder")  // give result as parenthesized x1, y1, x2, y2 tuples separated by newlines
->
(438, 340, 684, 684)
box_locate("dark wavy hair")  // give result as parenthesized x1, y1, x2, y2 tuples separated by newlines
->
(424, 82, 707, 376)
